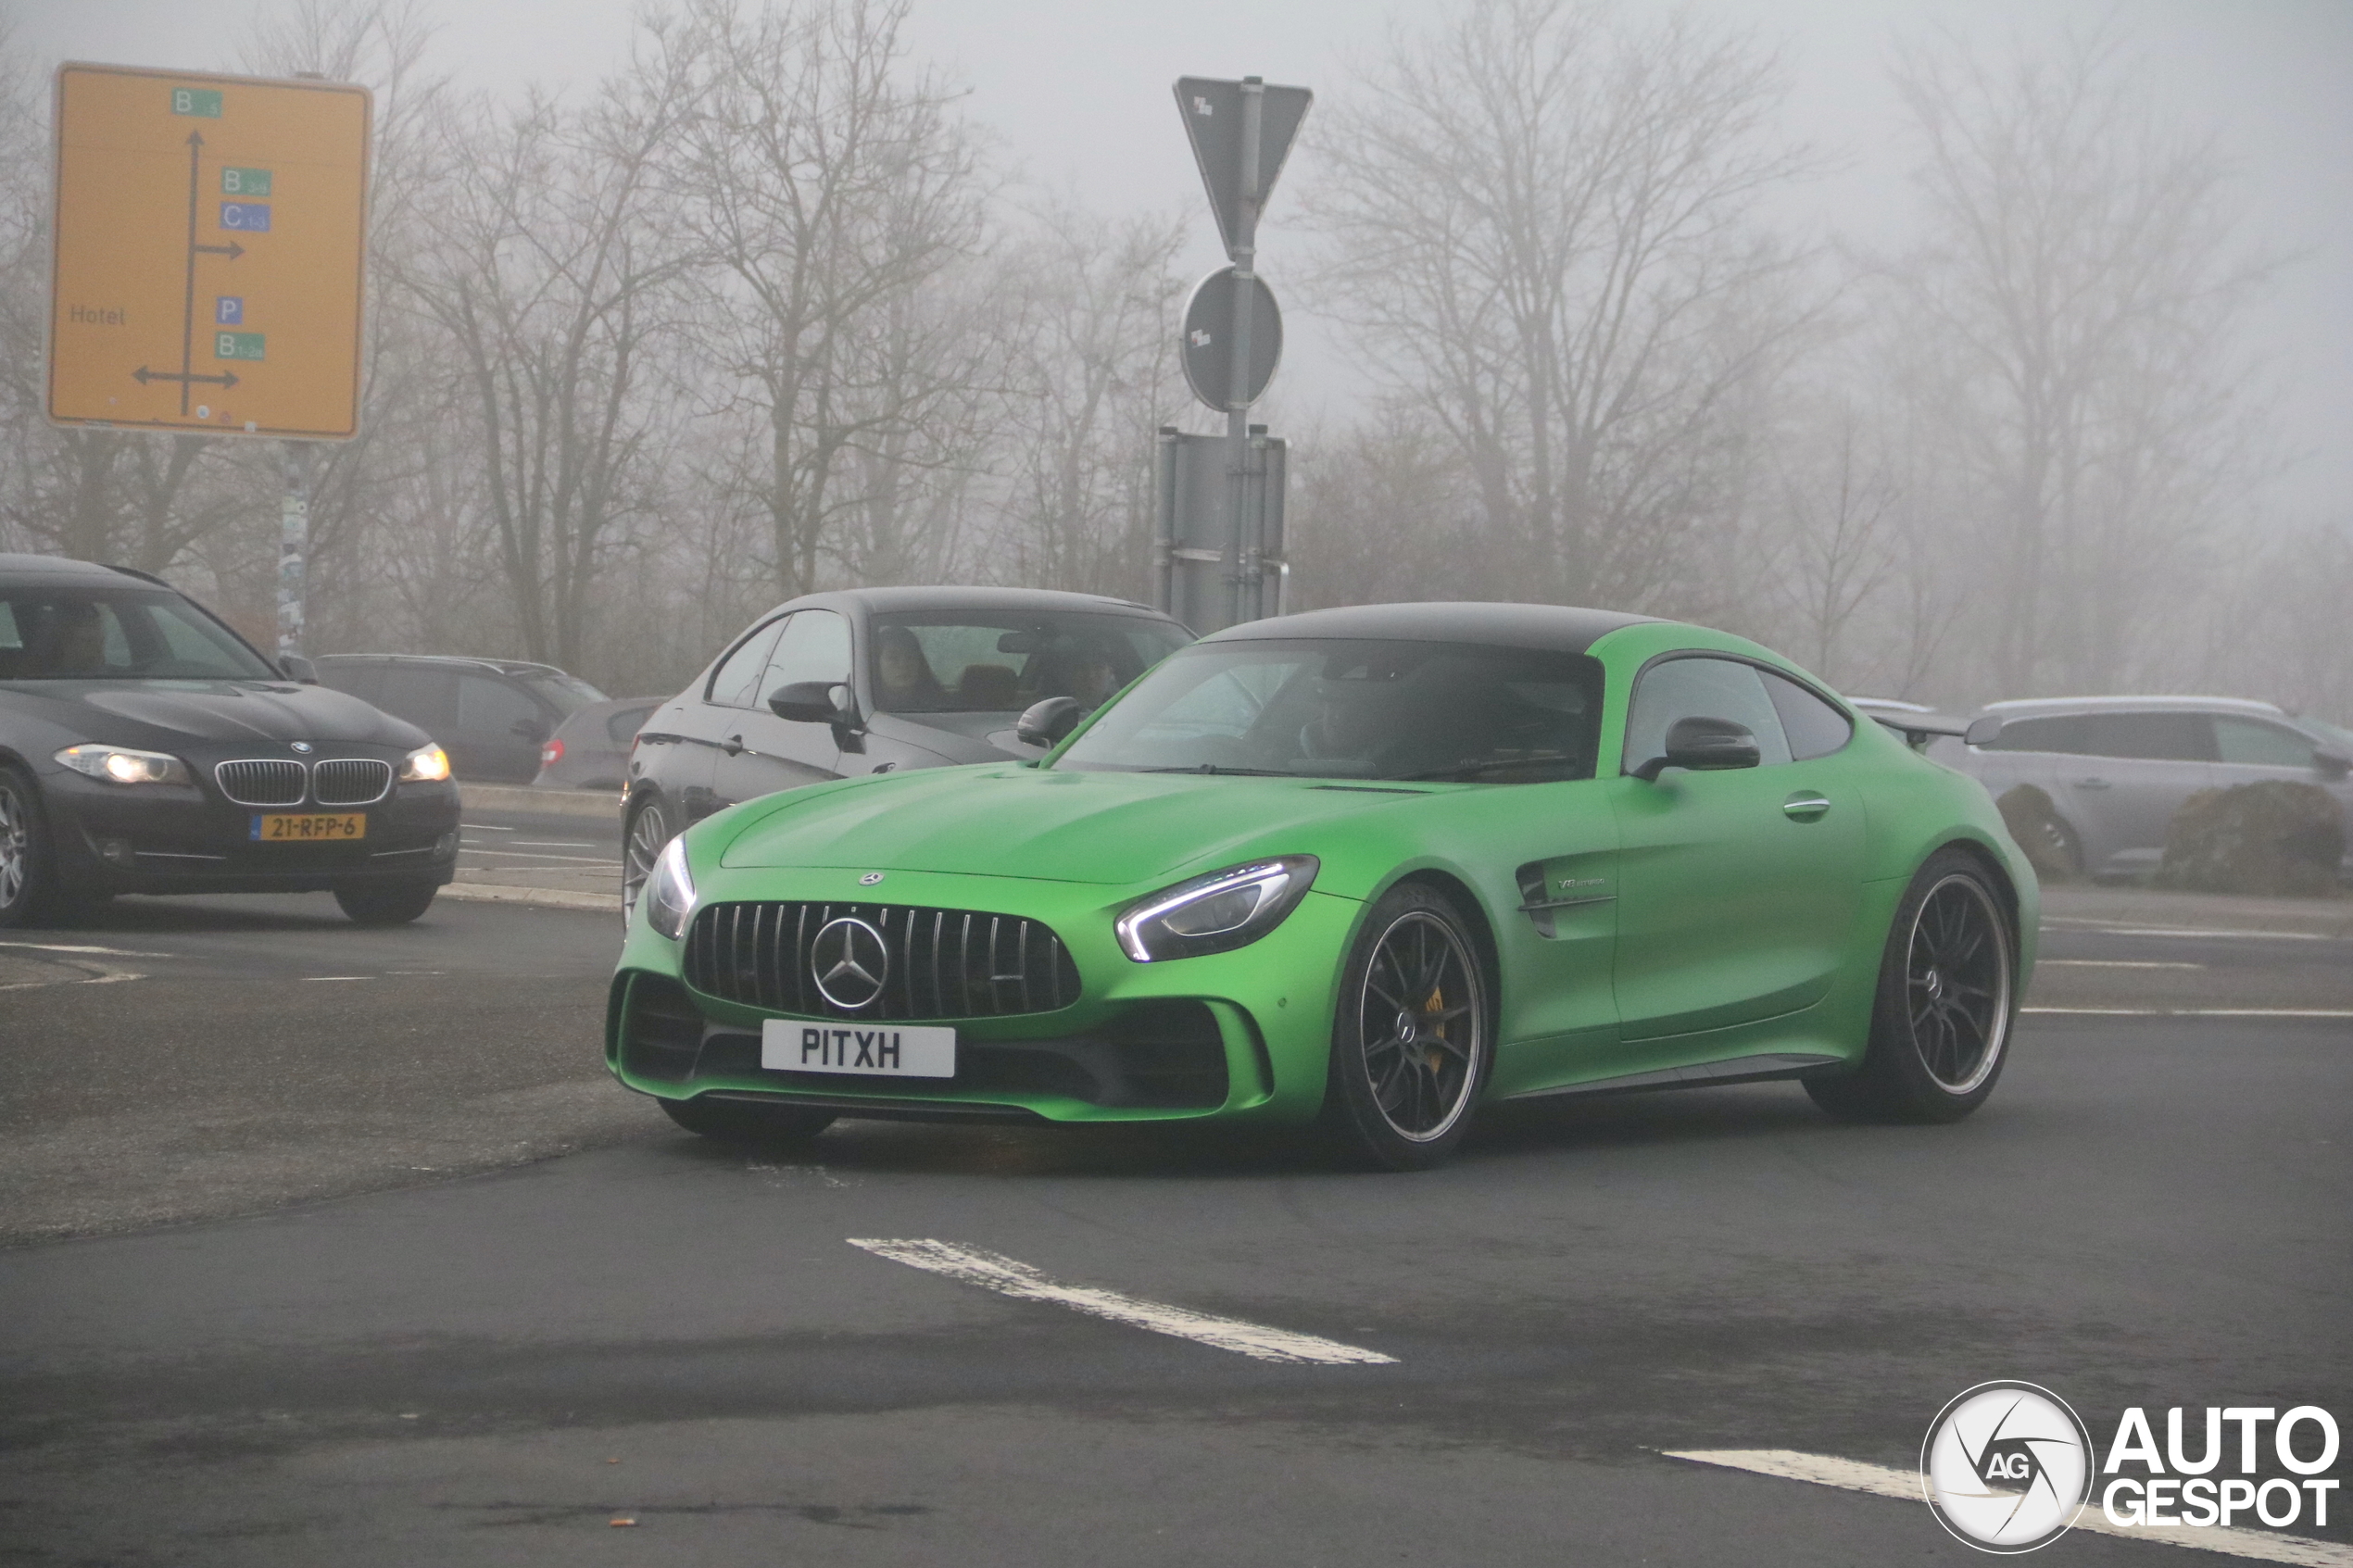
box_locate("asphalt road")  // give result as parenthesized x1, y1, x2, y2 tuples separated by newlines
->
(1, 897, 2346, 1564)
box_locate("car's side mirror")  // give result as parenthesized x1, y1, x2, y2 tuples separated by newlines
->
(1964, 715, 2005, 747)
(1015, 696, 1083, 748)
(511, 718, 549, 742)
(278, 653, 318, 684)
(1633, 716, 1761, 783)
(2314, 747, 2351, 779)
(769, 681, 862, 731)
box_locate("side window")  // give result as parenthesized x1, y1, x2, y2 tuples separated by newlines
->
(760, 609, 851, 701)
(1760, 671, 1854, 760)
(1623, 657, 1793, 772)
(378, 666, 458, 731)
(707, 618, 787, 708)
(2083, 711, 2215, 762)
(459, 673, 547, 738)
(1981, 714, 2090, 754)
(321, 660, 384, 704)
(2213, 716, 2318, 769)
(607, 705, 656, 746)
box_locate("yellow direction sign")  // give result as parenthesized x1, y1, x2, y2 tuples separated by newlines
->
(47, 63, 371, 440)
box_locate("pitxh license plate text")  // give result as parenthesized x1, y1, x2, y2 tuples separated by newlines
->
(762, 1020, 955, 1078)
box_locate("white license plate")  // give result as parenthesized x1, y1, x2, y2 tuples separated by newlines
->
(762, 1020, 956, 1078)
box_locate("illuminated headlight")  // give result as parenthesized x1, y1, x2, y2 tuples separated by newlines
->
(55, 745, 191, 786)
(398, 744, 452, 783)
(1116, 856, 1318, 962)
(643, 834, 697, 940)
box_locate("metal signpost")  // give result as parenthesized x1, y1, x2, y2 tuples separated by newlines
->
(1163, 74, 1310, 632)
(48, 63, 372, 659)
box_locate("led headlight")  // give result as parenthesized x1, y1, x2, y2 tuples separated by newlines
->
(1116, 856, 1318, 962)
(398, 744, 453, 783)
(55, 744, 192, 786)
(642, 834, 697, 940)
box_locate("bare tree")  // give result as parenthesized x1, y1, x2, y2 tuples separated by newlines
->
(396, 40, 691, 670)
(1307, 0, 1816, 610)
(1884, 22, 2268, 696)
(670, 0, 988, 600)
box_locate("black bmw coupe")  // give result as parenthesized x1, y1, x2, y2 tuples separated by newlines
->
(0, 554, 460, 927)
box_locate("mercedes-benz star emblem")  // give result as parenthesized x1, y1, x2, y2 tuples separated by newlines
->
(859, 872, 885, 886)
(290, 741, 314, 754)
(811, 917, 889, 1010)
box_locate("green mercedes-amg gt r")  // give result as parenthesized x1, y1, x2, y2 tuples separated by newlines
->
(608, 603, 2035, 1169)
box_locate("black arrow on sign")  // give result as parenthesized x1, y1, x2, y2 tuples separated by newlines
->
(194, 240, 245, 259)
(133, 367, 239, 388)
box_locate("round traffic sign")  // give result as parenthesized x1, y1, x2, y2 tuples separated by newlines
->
(1180, 267, 1282, 412)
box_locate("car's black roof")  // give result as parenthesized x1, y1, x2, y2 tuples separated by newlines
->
(1202, 601, 1657, 653)
(0, 553, 163, 587)
(781, 585, 1180, 621)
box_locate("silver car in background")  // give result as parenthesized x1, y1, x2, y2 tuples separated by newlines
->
(1937, 695, 2353, 879)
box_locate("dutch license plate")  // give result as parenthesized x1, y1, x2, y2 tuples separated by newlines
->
(250, 812, 367, 843)
(762, 1019, 956, 1078)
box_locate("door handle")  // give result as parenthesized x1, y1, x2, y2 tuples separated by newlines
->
(2073, 776, 2110, 790)
(722, 733, 745, 757)
(1782, 792, 1831, 820)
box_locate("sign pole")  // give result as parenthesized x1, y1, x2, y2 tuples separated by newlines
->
(1223, 78, 1265, 629)
(278, 440, 310, 658)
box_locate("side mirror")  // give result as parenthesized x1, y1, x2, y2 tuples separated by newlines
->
(510, 718, 549, 742)
(1964, 715, 2005, 747)
(2315, 747, 2351, 779)
(1015, 696, 1083, 748)
(1633, 716, 1761, 783)
(769, 681, 861, 729)
(278, 653, 318, 684)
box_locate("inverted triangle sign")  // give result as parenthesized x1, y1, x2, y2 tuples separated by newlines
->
(1174, 77, 1314, 258)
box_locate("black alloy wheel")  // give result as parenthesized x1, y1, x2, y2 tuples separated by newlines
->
(623, 797, 671, 920)
(1807, 847, 2017, 1123)
(0, 767, 65, 929)
(1324, 882, 1492, 1170)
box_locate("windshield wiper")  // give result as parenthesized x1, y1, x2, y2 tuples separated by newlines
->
(1137, 763, 1292, 777)
(1399, 753, 1586, 782)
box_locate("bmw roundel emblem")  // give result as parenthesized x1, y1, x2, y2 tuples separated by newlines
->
(812, 917, 889, 1010)
(290, 741, 314, 754)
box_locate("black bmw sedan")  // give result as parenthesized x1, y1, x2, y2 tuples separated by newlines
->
(623, 586, 1191, 909)
(0, 554, 460, 927)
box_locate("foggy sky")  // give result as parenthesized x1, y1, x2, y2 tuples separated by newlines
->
(17, 0, 2353, 522)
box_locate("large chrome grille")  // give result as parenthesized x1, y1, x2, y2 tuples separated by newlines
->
(682, 901, 1081, 1021)
(312, 759, 394, 806)
(214, 759, 307, 807)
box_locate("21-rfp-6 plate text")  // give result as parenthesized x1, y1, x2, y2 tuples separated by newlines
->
(761, 1020, 955, 1078)
(250, 812, 366, 842)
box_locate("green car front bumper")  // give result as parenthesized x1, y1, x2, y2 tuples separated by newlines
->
(608, 864, 1365, 1125)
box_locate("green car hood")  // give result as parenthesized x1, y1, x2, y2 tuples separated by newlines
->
(717, 766, 1438, 885)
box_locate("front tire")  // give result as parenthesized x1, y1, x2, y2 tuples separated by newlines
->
(623, 796, 672, 920)
(1322, 883, 1494, 1171)
(1807, 847, 2018, 1124)
(333, 880, 439, 925)
(660, 1095, 836, 1146)
(0, 767, 68, 930)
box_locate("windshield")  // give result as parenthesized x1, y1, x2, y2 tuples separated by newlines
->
(1056, 637, 1607, 783)
(2300, 715, 2353, 752)
(869, 611, 1189, 715)
(0, 585, 278, 682)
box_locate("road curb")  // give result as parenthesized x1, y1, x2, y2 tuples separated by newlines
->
(440, 882, 620, 913)
(459, 783, 623, 820)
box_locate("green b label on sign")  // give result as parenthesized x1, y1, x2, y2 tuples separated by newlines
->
(171, 88, 223, 118)
(214, 332, 265, 361)
(221, 167, 271, 196)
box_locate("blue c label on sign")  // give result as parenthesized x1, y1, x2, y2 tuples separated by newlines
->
(220, 203, 271, 232)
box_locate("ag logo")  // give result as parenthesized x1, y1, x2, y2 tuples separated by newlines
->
(1921, 1382, 2093, 1552)
(811, 917, 889, 1010)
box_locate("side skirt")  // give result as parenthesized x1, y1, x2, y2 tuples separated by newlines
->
(1501, 1051, 1843, 1103)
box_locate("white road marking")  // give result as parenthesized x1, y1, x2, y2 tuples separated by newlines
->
(508, 840, 596, 847)
(0, 940, 173, 958)
(0, 971, 145, 992)
(848, 1238, 1397, 1366)
(459, 822, 515, 831)
(2024, 1007, 2353, 1019)
(2043, 922, 2335, 942)
(2038, 959, 2206, 970)
(303, 975, 371, 982)
(459, 849, 622, 865)
(1666, 1449, 2353, 1566)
